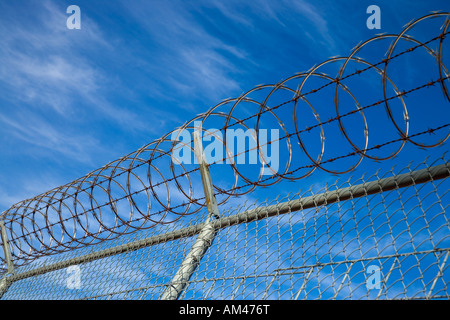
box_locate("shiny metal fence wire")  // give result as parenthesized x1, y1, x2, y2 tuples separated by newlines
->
(0, 12, 450, 266)
(0, 154, 449, 300)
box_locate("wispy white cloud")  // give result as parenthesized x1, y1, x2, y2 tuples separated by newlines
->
(0, 0, 148, 129)
(1, 53, 100, 115)
(0, 112, 101, 164)
(203, 0, 340, 55)
(122, 0, 247, 103)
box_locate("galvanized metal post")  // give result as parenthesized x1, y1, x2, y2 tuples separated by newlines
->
(0, 220, 14, 275)
(160, 130, 219, 300)
(0, 277, 11, 299)
(0, 220, 14, 299)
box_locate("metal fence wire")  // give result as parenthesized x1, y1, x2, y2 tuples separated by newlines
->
(0, 12, 450, 300)
(1, 155, 449, 300)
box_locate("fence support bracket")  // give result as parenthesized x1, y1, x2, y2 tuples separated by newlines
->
(160, 130, 219, 300)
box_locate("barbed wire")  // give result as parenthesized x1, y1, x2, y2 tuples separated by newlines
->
(1, 12, 449, 266)
(5, 15, 449, 220)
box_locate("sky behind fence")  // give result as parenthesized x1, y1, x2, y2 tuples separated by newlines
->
(0, 1, 449, 300)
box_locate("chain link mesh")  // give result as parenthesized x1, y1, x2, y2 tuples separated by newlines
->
(1, 154, 448, 300)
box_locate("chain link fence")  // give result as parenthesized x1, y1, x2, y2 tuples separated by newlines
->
(1, 154, 449, 300)
(1, 12, 449, 300)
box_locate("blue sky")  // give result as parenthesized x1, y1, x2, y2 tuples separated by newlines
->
(0, 0, 450, 289)
(0, 0, 449, 301)
(0, 0, 449, 213)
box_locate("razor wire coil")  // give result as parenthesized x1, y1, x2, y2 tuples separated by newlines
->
(0, 12, 449, 267)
